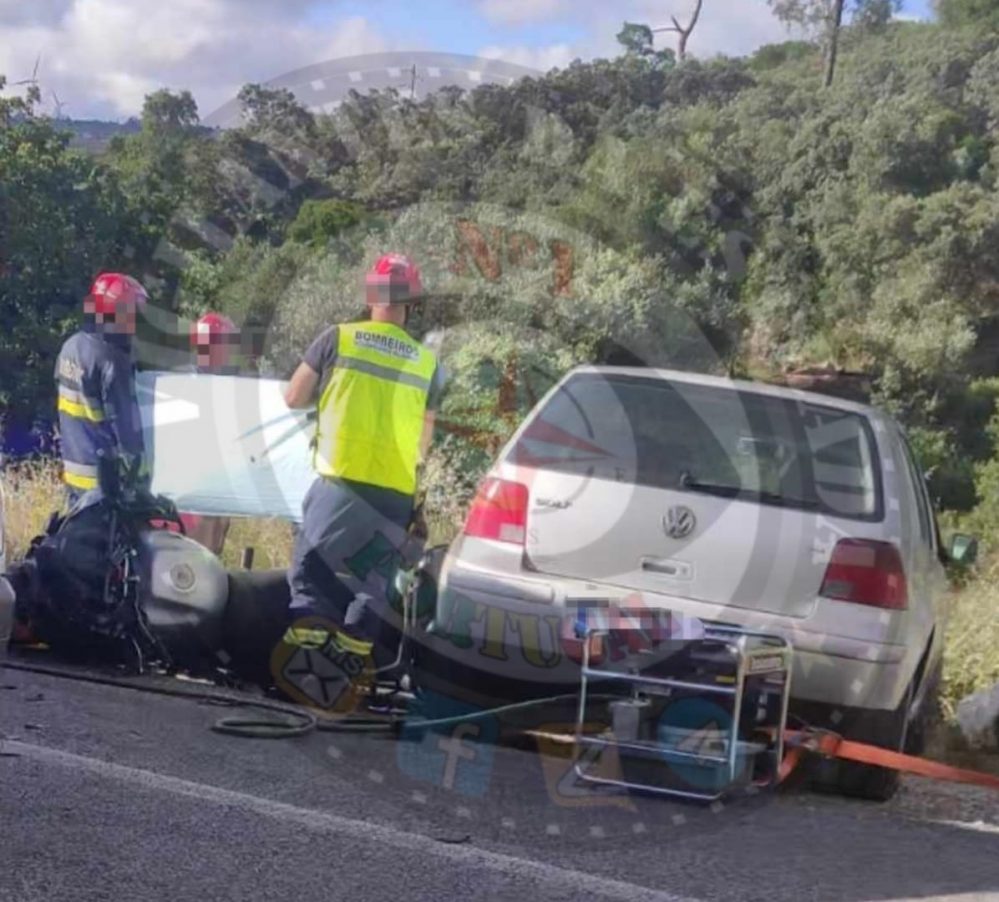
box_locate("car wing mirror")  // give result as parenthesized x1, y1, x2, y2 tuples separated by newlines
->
(949, 533, 978, 568)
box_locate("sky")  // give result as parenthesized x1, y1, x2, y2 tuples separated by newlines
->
(0, 0, 937, 122)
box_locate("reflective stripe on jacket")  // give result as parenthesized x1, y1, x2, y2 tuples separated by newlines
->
(55, 331, 145, 491)
(313, 322, 436, 496)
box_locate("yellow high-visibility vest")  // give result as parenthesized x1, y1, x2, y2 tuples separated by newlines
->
(313, 321, 437, 496)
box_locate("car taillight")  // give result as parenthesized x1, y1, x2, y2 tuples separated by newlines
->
(820, 539, 908, 610)
(463, 478, 529, 545)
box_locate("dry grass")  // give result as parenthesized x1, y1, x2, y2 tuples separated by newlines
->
(941, 565, 999, 719)
(1, 458, 66, 562)
(220, 516, 295, 570)
(0, 457, 295, 571)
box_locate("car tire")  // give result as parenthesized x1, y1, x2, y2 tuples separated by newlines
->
(812, 687, 912, 803)
(828, 747, 902, 803)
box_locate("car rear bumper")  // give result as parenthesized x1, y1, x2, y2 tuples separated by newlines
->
(434, 564, 916, 713)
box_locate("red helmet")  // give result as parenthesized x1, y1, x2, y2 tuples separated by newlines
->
(365, 254, 423, 306)
(190, 312, 237, 346)
(85, 273, 148, 316)
(191, 312, 239, 371)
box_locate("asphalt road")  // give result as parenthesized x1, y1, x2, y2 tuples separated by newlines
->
(1, 668, 998, 902)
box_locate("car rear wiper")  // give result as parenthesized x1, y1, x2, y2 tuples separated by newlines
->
(679, 472, 741, 498)
(679, 472, 820, 509)
(753, 490, 821, 510)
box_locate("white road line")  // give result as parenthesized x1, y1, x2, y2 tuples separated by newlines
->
(4, 741, 700, 902)
(935, 820, 999, 837)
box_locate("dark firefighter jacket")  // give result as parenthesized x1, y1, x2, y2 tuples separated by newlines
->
(55, 330, 145, 493)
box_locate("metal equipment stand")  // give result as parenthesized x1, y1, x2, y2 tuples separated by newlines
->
(572, 623, 793, 802)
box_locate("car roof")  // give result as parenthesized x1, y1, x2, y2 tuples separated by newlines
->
(564, 365, 884, 420)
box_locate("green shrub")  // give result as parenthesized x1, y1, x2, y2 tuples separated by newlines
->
(287, 199, 367, 248)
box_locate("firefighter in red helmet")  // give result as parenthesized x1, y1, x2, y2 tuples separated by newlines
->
(176, 312, 242, 554)
(279, 254, 445, 699)
(55, 272, 149, 504)
(191, 312, 240, 375)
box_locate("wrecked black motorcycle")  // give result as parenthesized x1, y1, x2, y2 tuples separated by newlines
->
(4, 457, 445, 694)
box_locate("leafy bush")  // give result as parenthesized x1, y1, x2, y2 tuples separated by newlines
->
(287, 199, 367, 248)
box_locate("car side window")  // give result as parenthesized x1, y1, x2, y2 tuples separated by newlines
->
(898, 428, 935, 551)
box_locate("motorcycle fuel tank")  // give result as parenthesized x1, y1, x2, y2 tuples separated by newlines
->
(135, 529, 230, 664)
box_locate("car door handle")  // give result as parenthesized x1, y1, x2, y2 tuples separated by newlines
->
(642, 560, 677, 575)
(640, 558, 692, 579)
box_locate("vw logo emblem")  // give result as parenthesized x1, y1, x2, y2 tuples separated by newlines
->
(663, 506, 696, 539)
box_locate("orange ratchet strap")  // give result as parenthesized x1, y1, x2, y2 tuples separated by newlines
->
(779, 729, 999, 791)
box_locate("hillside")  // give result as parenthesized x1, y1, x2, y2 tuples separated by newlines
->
(60, 117, 141, 153)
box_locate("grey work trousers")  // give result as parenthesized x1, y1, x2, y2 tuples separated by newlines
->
(287, 475, 414, 640)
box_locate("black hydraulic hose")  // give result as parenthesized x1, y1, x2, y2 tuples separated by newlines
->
(216, 691, 601, 737)
(316, 692, 592, 735)
(211, 710, 317, 739)
(1, 659, 317, 738)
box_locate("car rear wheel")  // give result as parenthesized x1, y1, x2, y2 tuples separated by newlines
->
(815, 708, 906, 802)
(815, 665, 939, 802)
(827, 739, 903, 802)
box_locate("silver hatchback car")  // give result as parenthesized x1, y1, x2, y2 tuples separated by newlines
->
(432, 365, 957, 799)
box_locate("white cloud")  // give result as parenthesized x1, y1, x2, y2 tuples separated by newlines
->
(0, 0, 389, 119)
(92, 71, 161, 115)
(479, 0, 570, 25)
(66, 0, 218, 66)
(321, 14, 388, 60)
(478, 43, 575, 73)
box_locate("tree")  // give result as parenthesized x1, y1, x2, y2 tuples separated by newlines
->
(0, 79, 128, 443)
(617, 22, 657, 56)
(768, 0, 842, 85)
(825, 0, 846, 87)
(0, 74, 38, 126)
(105, 90, 210, 270)
(616, 22, 678, 69)
(767, 0, 901, 85)
(653, 0, 705, 61)
(770, 0, 898, 27)
(936, 0, 999, 28)
(853, 0, 902, 30)
(141, 89, 199, 137)
(237, 84, 318, 147)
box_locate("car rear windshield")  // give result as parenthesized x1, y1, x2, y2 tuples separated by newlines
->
(508, 372, 883, 521)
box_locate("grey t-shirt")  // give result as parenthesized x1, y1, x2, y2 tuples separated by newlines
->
(302, 326, 446, 410)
